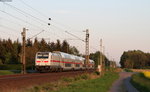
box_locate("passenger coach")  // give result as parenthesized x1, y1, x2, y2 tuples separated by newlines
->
(35, 51, 94, 72)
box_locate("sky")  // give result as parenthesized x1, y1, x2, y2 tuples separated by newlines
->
(0, 0, 150, 66)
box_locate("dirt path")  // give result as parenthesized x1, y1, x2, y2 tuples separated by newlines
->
(109, 72, 139, 92)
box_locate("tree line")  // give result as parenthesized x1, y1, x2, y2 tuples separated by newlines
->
(0, 38, 115, 69)
(0, 38, 79, 68)
(120, 50, 150, 69)
(90, 51, 116, 68)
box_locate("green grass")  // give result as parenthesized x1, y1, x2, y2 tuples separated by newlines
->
(131, 73, 150, 92)
(0, 70, 15, 75)
(124, 68, 133, 72)
(25, 71, 119, 92)
(54, 72, 119, 92)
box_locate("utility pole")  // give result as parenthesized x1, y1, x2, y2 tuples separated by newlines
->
(100, 39, 103, 75)
(85, 29, 89, 67)
(21, 28, 26, 74)
(103, 46, 105, 73)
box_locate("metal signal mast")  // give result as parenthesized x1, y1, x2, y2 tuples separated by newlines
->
(100, 39, 103, 75)
(65, 29, 89, 66)
(21, 28, 27, 74)
(85, 29, 89, 65)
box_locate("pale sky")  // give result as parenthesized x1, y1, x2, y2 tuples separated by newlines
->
(0, 0, 150, 65)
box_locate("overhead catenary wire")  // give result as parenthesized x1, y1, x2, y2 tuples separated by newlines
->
(3, 2, 48, 25)
(19, 0, 73, 29)
(1, 2, 51, 32)
(0, 15, 50, 40)
(0, 25, 20, 37)
(19, 0, 48, 19)
(28, 30, 45, 40)
(1, 1, 99, 55)
(0, 30, 18, 37)
(0, 14, 54, 41)
(0, 9, 45, 31)
(0, 10, 52, 42)
(65, 31, 85, 42)
(14, 0, 85, 42)
(1, 2, 67, 41)
(1, 17, 25, 28)
(19, 0, 84, 34)
(47, 26, 66, 40)
(1, 2, 50, 37)
(1, 2, 85, 53)
(0, 13, 32, 32)
(0, 7, 100, 54)
(0, 24, 19, 33)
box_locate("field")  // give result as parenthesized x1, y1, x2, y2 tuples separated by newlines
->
(131, 72, 150, 92)
(143, 71, 150, 78)
(25, 71, 119, 92)
(131, 69, 150, 72)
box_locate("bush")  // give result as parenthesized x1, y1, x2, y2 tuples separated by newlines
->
(61, 77, 74, 82)
(80, 74, 90, 80)
(124, 68, 133, 72)
(74, 76, 81, 81)
(95, 71, 100, 75)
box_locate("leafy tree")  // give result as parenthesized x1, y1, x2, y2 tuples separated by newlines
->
(49, 42, 56, 51)
(61, 40, 69, 53)
(69, 46, 79, 55)
(90, 51, 109, 68)
(55, 40, 61, 51)
(39, 38, 47, 51)
(120, 50, 150, 69)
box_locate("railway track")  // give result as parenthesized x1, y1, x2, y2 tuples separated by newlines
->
(0, 70, 94, 92)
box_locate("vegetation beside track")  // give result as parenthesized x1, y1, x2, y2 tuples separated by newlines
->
(0, 64, 21, 70)
(131, 72, 150, 92)
(124, 68, 133, 72)
(0, 70, 37, 75)
(0, 70, 15, 75)
(24, 71, 119, 92)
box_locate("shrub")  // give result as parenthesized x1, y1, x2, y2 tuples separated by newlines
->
(95, 71, 100, 75)
(80, 74, 90, 80)
(124, 68, 133, 72)
(61, 77, 74, 82)
(74, 76, 81, 81)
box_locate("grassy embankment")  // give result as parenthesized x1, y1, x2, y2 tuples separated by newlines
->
(0, 64, 21, 75)
(131, 71, 150, 92)
(24, 71, 119, 92)
(0, 70, 15, 75)
(0, 64, 36, 75)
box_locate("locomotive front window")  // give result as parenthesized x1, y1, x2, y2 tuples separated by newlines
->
(37, 53, 49, 59)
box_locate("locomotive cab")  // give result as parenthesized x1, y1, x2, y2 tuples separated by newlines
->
(35, 52, 51, 72)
